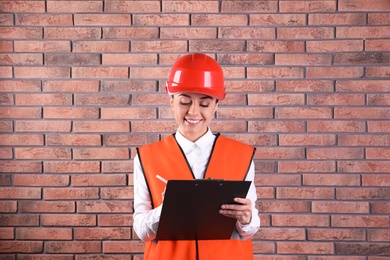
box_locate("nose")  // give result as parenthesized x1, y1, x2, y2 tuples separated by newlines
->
(188, 102, 200, 116)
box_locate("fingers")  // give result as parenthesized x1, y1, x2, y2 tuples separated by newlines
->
(219, 198, 252, 225)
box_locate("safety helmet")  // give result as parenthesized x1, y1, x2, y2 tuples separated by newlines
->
(165, 53, 226, 100)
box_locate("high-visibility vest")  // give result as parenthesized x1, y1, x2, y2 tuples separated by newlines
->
(137, 134, 256, 260)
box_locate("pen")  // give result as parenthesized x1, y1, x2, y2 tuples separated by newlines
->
(156, 174, 168, 184)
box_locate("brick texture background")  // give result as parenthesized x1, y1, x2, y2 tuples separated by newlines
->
(1, 0, 390, 259)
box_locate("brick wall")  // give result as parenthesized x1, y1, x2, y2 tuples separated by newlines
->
(1, 0, 390, 259)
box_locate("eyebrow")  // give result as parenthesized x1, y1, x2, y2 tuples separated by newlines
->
(179, 94, 213, 100)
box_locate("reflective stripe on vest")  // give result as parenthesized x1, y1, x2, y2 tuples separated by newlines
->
(137, 134, 255, 260)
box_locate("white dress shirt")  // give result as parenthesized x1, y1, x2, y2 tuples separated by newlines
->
(133, 129, 260, 242)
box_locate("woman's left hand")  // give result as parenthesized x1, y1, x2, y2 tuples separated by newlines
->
(219, 198, 252, 225)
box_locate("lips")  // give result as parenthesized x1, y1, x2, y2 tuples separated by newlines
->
(185, 118, 202, 124)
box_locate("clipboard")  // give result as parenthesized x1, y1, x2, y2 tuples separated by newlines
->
(155, 179, 251, 240)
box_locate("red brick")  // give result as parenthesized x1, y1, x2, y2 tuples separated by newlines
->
(335, 53, 390, 65)
(45, 28, 101, 39)
(102, 54, 156, 66)
(258, 201, 309, 213)
(101, 188, 133, 200)
(332, 216, 389, 228)
(250, 14, 306, 26)
(279, 161, 336, 173)
(76, 256, 130, 260)
(16, 14, 72, 26)
(337, 80, 390, 92)
(44, 188, 99, 200)
(98, 214, 133, 227)
(368, 121, 390, 132)
(218, 53, 273, 65)
(189, 40, 245, 52)
(77, 201, 132, 213)
(103, 241, 144, 253)
(0, 227, 14, 239)
(0, 241, 43, 253)
(0, 148, 12, 159)
(0, 54, 42, 65)
(19, 201, 75, 213)
(308, 228, 366, 241)
(72, 67, 128, 79)
(337, 243, 390, 255)
(74, 14, 130, 26)
(0, 201, 17, 212)
(337, 26, 390, 38)
(103, 27, 159, 39)
(16, 94, 72, 105)
(255, 148, 304, 160)
(130, 67, 170, 79)
(160, 27, 216, 39)
(221, 1, 277, 12)
(0, 161, 42, 173)
(45, 241, 101, 253)
(41, 214, 96, 226)
(73, 148, 129, 160)
(0, 188, 41, 199)
(336, 187, 390, 200)
(73, 121, 129, 133)
(219, 27, 275, 39)
(0, 93, 13, 105)
(307, 67, 363, 79)
(15, 148, 71, 160)
(369, 13, 390, 25)
(339, 0, 390, 11)
(366, 148, 390, 160)
(132, 40, 188, 52)
(162, 1, 218, 12)
(277, 242, 334, 254)
(102, 161, 133, 173)
(75, 94, 130, 106)
(72, 174, 126, 187)
(224, 133, 277, 146)
(0, 27, 42, 39)
(276, 54, 331, 66)
(0, 80, 41, 92)
(0, 66, 12, 78)
(248, 40, 305, 52)
(0, 214, 39, 226)
(43, 80, 99, 92)
(44, 161, 100, 174)
(101, 108, 156, 119)
(254, 228, 305, 240)
(371, 202, 390, 214)
(277, 187, 334, 200)
(44, 107, 99, 119)
(222, 66, 245, 78)
(312, 201, 369, 214)
(132, 93, 168, 106)
(366, 39, 390, 51)
(47, 1, 103, 12)
(254, 174, 301, 187)
(46, 54, 100, 66)
(362, 174, 390, 186)
(103, 134, 159, 146)
(14, 40, 70, 52)
(278, 27, 334, 39)
(276, 107, 332, 119)
(14, 174, 69, 186)
(0, 14, 13, 25)
(0, 134, 43, 146)
(309, 13, 365, 25)
(15, 120, 71, 132)
(251, 241, 275, 254)
(273, 215, 330, 227)
(133, 14, 188, 26)
(366, 66, 390, 78)
(307, 148, 364, 159)
(310, 93, 364, 105)
(0, 40, 13, 51)
(73, 41, 129, 52)
(307, 40, 363, 52)
(303, 174, 361, 186)
(46, 134, 101, 147)
(225, 80, 274, 92)
(0, 173, 11, 185)
(217, 107, 273, 119)
(308, 120, 365, 133)
(368, 94, 390, 106)
(16, 228, 72, 240)
(339, 161, 390, 173)
(248, 67, 304, 79)
(74, 228, 131, 240)
(368, 229, 390, 242)
(276, 80, 333, 92)
(0, 107, 41, 119)
(0, 1, 45, 12)
(192, 14, 247, 26)
(106, 1, 160, 12)
(279, 134, 335, 146)
(14, 67, 69, 78)
(130, 120, 181, 133)
(102, 80, 156, 92)
(335, 107, 390, 119)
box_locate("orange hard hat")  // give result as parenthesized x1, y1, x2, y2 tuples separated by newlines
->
(165, 53, 226, 100)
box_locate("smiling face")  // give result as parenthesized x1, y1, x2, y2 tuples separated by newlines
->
(170, 93, 219, 142)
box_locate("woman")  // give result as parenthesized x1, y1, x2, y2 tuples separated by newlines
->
(133, 53, 260, 260)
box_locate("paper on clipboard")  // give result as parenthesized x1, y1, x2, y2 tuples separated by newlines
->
(155, 179, 251, 240)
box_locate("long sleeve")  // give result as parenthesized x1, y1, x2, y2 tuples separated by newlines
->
(133, 155, 161, 242)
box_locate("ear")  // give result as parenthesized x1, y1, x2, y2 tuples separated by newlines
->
(169, 95, 174, 109)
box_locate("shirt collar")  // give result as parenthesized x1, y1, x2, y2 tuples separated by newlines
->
(175, 128, 216, 154)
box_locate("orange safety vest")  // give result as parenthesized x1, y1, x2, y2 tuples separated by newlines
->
(136, 133, 256, 260)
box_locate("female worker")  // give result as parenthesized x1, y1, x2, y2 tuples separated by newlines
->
(133, 53, 260, 260)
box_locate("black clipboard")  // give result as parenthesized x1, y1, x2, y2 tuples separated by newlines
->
(155, 179, 251, 240)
